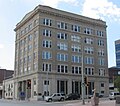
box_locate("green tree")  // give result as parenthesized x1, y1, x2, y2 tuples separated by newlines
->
(114, 76, 120, 92)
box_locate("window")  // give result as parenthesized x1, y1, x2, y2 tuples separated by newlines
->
(42, 51, 52, 59)
(57, 22, 67, 29)
(34, 19, 39, 26)
(57, 33, 67, 40)
(98, 40, 104, 46)
(57, 42, 68, 50)
(97, 30, 104, 37)
(57, 65, 68, 73)
(72, 25, 80, 32)
(98, 49, 105, 56)
(33, 52, 37, 59)
(101, 83, 104, 87)
(72, 66, 81, 74)
(28, 24, 32, 30)
(34, 31, 38, 39)
(72, 55, 81, 63)
(99, 68, 105, 76)
(44, 80, 49, 85)
(43, 18, 52, 26)
(42, 63, 52, 72)
(85, 57, 94, 64)
(33, 62, 37, 70)
(85, 67, 94, 75)
(43, 40, 52, 48)
(57, 53, 68, 61)
(71, 45, 81, 53)
(28, 65, 31, 71)
(98, 58, 105, 66)
(28, 45, 32, 51)
(28, 55, 31, 63)
(28, 34, 32, 41)
(71, 35, 80, 42)
(84, 47, 94, 54)
(84, 28, 93, 35)
(84, 38, 93, 44)
(43, 29, 51, 37)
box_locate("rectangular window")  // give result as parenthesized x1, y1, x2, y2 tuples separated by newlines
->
(71, 35, 80, 42)
(57, 33, 67, 40)
(98, 40, 104, 46)
(57, 42, 68, 51)
(57, 65, 68, 73)
(84, 47, 94, 54)
(42, 51, 52, 59)
(72, 25, 80, 32)
(44, 80, 49, 85)
(57, 53, 68, 61)
(84, 28, 93, 35)
(99, 58, 105, 66)
(43, 29, 51, 37)
(99, 68, 105, 76)
(85, 67, 94, 75)
(57, 22, 67, 29)
(97, 30, 104, 37)
(85, 57, 94, 64)
(42, 63, 52, 72)
(84, 38, 93, 44)
(71, 45, 81, 53)
(43, 18, 52, 26)
(43, 40, 52, 48)
(98, 49, 105, 56)
(72, 55, 81, 63)
(101, 83, 104, 87)
(72, 66, 81, 74)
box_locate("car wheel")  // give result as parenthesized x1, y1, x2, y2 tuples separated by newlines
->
(48, 98, 52, 102)
(60, 98, 64, 101)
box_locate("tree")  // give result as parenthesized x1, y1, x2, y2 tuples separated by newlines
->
(114, 76, 120, 92)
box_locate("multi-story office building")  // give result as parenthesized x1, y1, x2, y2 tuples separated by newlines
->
(14, 5, 109, 100)
(115, 39, 120, 68)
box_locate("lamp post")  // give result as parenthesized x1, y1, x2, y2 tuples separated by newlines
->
(81, 42, 85, 105)
(46, 67, 49, 96)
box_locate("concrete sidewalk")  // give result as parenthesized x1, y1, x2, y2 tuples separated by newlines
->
(65, 100, 115, 106)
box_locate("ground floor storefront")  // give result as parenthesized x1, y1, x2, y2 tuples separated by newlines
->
(14, 72, 109, 100)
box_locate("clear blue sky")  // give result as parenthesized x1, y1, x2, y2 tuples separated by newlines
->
(0, 0, 120, 70)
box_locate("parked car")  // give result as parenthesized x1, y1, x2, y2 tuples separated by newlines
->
(44, 93, 65, 102)
(65, 93, 80, 100)
(109, 92, 120, 100)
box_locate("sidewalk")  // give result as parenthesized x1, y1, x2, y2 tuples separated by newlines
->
(65, 100, 115, 106)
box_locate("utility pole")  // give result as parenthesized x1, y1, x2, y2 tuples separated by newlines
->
(46, 67, 49, 96)
(81, 43, 85, 105)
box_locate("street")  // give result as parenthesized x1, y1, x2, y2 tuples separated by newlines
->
(0, 98, 116, 106)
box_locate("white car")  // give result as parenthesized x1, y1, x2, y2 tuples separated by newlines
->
(44, 93, 65, 102)
(109, 92, 120, 100)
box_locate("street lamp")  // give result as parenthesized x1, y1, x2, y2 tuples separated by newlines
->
(46, 66, 49, 96)
(81, 43, 85, 105)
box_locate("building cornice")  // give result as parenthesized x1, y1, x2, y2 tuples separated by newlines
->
(14, 5, 107, 31)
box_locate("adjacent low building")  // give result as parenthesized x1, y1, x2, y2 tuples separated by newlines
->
(109, 67, 120, 92)
(0, 69, 14, 98)
(14, 5, 109, 100)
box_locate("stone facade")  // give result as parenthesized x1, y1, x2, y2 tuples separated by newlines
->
(14, 5, 109, 100)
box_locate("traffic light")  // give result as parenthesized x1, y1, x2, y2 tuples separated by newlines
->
(84, 76, 87, 84)
(84, 76, 88, 84)
(27, 80, 31, 89)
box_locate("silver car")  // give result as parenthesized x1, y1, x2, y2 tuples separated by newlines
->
(44, 93, 65, 102)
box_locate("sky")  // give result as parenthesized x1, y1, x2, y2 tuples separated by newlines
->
(0, 0, 120, 70)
